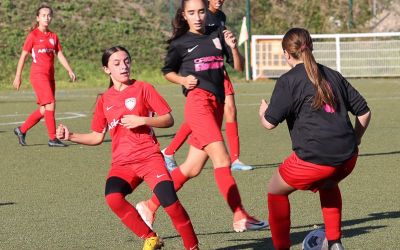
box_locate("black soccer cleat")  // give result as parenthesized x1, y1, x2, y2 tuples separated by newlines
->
(48, 138, 68, 147)
(14, 127, 27, 146)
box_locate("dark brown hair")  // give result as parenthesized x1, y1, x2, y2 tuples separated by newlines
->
(168, 0, 207, 44)
(30, 4, 53, 31)
(101, 46, 131, 88)
(282, 28, 335, 110)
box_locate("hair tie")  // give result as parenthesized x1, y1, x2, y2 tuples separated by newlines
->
(300, 44, 308, 52)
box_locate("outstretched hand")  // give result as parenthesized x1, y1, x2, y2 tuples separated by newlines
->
(13, 77, 22, 90)
(56, 124, 70, 140)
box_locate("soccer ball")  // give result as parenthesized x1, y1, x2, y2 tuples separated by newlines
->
(302, 228, 328, 250)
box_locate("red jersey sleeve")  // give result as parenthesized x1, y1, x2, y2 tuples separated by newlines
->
(91, 95, 107, 133)
(143, 83, 172, 115)
(54, 34, 62, 53)
(22, 32, 34, 53)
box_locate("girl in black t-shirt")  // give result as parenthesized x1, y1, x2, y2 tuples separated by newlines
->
(136, 0, 267, 234)
(161, 0, 254, 172)
(259, 28, 371, 250)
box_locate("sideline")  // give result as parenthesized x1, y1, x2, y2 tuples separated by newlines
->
(0, 112, 87, 126)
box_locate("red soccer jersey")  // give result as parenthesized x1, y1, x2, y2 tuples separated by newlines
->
(23, 28, 62, 79)
(91, 80, 172, 166)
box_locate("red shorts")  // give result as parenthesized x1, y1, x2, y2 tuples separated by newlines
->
(31, 77, 55, 105)
(185, 88, 224, 149)
(279, 152, 358, 192)
(224, 72, 235, 96)
(107, 153, 172, 191)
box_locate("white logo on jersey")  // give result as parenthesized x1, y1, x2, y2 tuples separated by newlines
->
(212, 38, 222, 50)
(106, 106, 113, 111)
(108, 118, 121, 130)
(156, 174, 166, 178)
(125, 97, 136, 111)
(188, 45, 199, 53)
(49, 38, 55, 46)
(39, 39, 44, 42)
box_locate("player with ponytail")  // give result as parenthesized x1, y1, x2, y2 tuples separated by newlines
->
(259, 28, 371, 250)
(136, 0, 267, 235)
(13, 4, 76, 147)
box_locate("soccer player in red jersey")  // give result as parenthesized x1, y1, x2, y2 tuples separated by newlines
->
(259, 28, 371, 250)
(136, 0, 267, 234)
(12, 4, 76, 147)
(56, 46, 198, 250)
(161, 0, 253, 171)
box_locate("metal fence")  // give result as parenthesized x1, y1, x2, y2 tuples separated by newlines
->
(251, 32, 400, 79)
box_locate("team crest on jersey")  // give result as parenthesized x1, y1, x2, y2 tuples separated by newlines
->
(212, 38, 222, 50)
(125, 97, 136, 110)
(49, 38, 55, 46)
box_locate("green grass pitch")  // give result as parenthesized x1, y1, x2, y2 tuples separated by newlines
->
(1, 79, 399, 249)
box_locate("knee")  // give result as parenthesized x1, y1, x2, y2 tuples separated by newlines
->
(213, 153, 231, 167)
(153, 181, 178, 208)
(105, 193, 125, 212)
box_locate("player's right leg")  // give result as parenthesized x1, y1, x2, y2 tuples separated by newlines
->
(14, 105, 44, 146)
(162, 122, 192, 172)
(137, 146, 208, 229)
(104, 173, 160, 247)
(204, 141, 268, 232)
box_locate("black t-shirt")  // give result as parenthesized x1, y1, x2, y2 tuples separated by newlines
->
(265, 63, 370, 166)
(205, 9, 227, 28)
(162, 26, 234, 103)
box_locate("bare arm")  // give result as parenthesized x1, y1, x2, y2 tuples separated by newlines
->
(57, 124, 105, 145)
(223, 30, 244, 72)
(57, 51, 76, 82)
(13, 51, 29, 90)
(164, 72, 198, 90)
(354, 110, 371, 145)
(259, 99, 276, 130)
(120, 113, 174, 129)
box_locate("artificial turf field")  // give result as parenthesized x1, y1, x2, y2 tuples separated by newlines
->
(1, 79, 399, 249)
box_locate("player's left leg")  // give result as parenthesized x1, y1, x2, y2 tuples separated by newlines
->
(224, 89, 253, 171)
(153, 181, 198, 250)
(43, 102, 66, 147)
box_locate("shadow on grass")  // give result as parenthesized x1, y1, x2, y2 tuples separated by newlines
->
(359, 151, 400, 157)
(0, 202, 16, 206)
(159, 211, 399, 250)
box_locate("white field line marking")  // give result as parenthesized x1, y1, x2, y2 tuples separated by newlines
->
(0, 112, 87, 126)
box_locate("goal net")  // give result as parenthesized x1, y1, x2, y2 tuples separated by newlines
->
(251, 32, 400, 79)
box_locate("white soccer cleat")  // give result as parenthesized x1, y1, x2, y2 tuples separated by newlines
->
(233, 216, 269, 232)
(161, 148, 178, 172)
(136, 201, 156, 230)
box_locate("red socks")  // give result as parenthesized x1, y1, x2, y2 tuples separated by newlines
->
(150, 168, 189, 207)
(44, 110, 56, 140)
(214, 167, 243, 212)
(105, 193, 155, 239)
(164, 201, 198, 249)
(20, 109, 43, 133)
(268, 193, 291, 250)
(165, 122, 191, 155)
(225, 122, 240, 163)
(319, 186, 342, 241)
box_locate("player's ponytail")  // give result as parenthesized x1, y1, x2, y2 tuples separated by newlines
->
(168, 0, 207, 44)
(101, 46, 131, 88)
(29, 4, 53, 32)
(282, 28, 336, 110)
